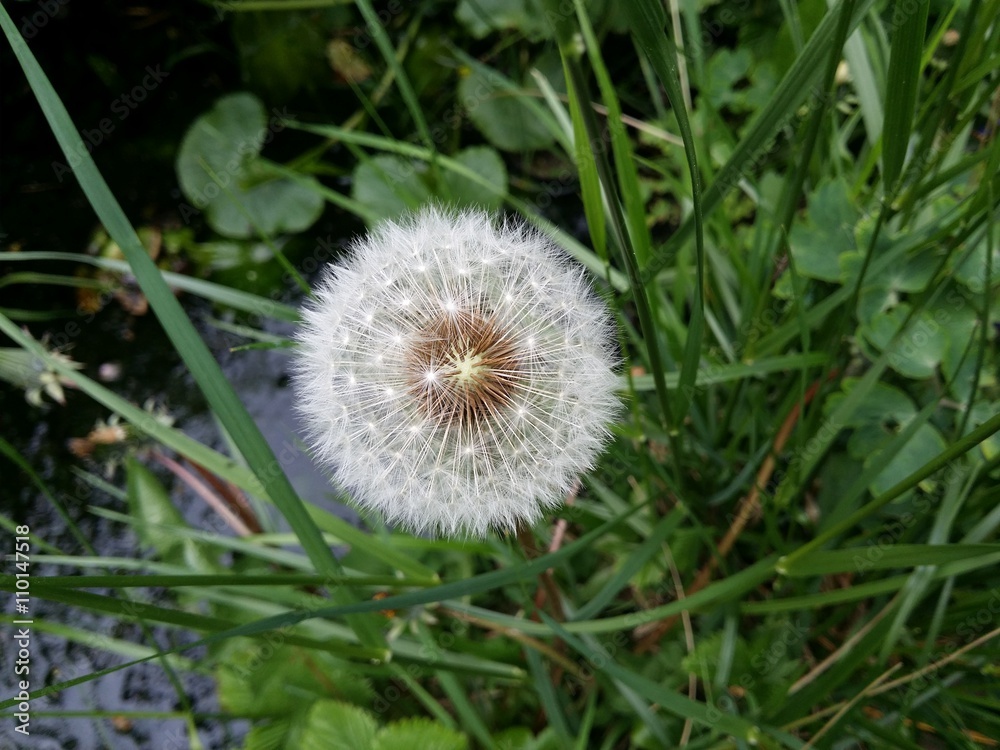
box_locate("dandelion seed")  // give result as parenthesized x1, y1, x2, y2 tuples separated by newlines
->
(293, 207, 620, 538)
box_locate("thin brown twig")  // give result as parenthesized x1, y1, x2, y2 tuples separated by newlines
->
(664, 543, 696, 746)
(150, 450, 253, 536)
(781, 627, 1000, 748)
(790, 601, 894, 694)
(443, 607, 588, 682)
(802, 663, 903, 749)
(636, 372, 835, 652)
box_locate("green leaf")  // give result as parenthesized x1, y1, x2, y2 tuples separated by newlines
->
(300, 700, 378, 750)
(441, 146, 508, 211)
(351, 154, 433, 220)
(373, 719, 468, 750)
(176, 92, 323, 238)
(822, 378, 916, 428)
(855, 422, 947, 495)
(858, 303, 949, 379)
(350, 147, 508, 223)
(458, 63, 556, 152)
(787, 179, 858, 282)
(456, 0, 549, 39)
(216, 641, 373, 718)
(952, 227, 1000, 293)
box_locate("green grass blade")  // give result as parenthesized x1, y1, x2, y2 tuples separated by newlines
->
(778, 545, 1000, 577)
(783, 410, 1000, 566)
(639, 0, 876, 283)
(881, 0, 930, 189)
(0, 251, 299, 321)
(352, 0, 434, 152)
(0, 9, 359, 606)
(623, 0, 706, 423)
(540, 614, 794, 746)
(571, 511, 680, 621)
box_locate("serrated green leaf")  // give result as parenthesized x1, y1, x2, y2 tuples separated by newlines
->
(373, 719, 468, 750)
(217, 641, 373, 719)
(300, 700, 378, 750)
(243, 719, 293, 750)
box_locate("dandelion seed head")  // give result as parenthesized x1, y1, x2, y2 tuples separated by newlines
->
(293, 207, 620, 538)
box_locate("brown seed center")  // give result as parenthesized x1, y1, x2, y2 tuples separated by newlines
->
(406, 309, 521, 429)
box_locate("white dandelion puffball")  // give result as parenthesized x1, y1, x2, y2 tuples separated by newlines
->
(293, 207, 620, 538)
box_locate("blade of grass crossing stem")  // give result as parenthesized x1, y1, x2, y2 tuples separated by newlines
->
(572, 511, 681, 621)
(0, 436, 92, 554)
(781, 411, 1000, 568)
(881, 0, 930, 190)
(0, 13, 385, 648)
(543, 0, 681, 464)
(564, 60, 608, 264)
(539, 614, 795, 746)
(815, 394, 940, 532)
(624, 0, 707, 423)
(640, 0, 876, 286)
(352, 0, 439, 179)
(0, 251, 299, 322)
(0, 506, 637, 711)
(574, 0, 653, 268)
(778, 545, 1000, 577)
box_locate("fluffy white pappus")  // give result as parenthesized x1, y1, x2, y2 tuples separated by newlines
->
(293, 207, 620, 538)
